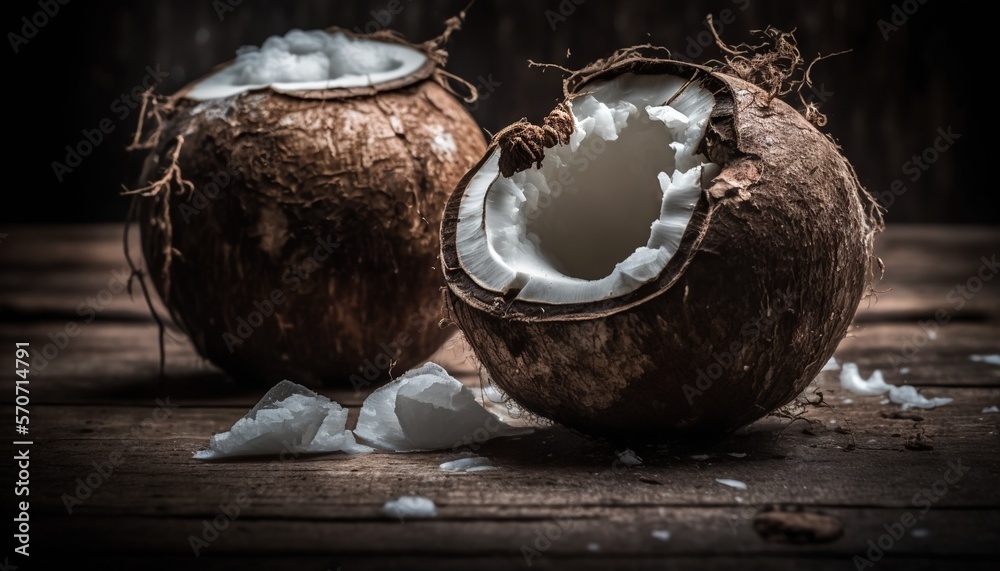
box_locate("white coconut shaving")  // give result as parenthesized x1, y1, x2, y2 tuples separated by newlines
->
(383, 495, 437, 519)
(821, 357, 840, 372)
(455, 73, 720, 304)
(651, 529, 672, 541)
(970, 354, 1000, 365)
(839, 363, 952, 411)
(187, 29, 428, 100)
(981, 406, 998, 414)
(439, 455, 497, 472)
(839, 363, 894, 395)
(728, 452, 747, 458)
(715, 478, 748, 490)
(888, 385, 953, 411)
(617, 449, 643, 466)
(193, 380, 371, 460)
(354, 363, 530, 452)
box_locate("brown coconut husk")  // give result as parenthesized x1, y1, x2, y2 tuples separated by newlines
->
(126, 15, 487, 386)
(441, 29, 883, 440)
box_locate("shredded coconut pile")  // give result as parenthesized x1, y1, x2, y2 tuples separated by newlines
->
(187, 29, 428, 100)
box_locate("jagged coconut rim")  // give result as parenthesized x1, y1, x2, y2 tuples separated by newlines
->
(441, 59, 741, 321)
(181, 28, 437, 101)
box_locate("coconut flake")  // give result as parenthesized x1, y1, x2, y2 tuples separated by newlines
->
(439, 455, 497, 472)
(728, 452, 747, 458)
(355, 363, 530, 452)
(888, 385, 953, 411)
(383, 495, 437, 519)
(839, 363, 894, 396)
(982, 406, 999, 414)
(651, 529, 672, 541)
(715, 478, 748, 490)
(616, 449, 643, 466)
(839, 363, 951, 410)
(193, 380, 371, 460)
(821, 357, 840, 372)
(971, 354, 1000, 365)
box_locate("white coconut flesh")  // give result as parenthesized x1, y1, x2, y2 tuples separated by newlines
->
(186, 29, 429, 100)
(455, 73, 721, 304)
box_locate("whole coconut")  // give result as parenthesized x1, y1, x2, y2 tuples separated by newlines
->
(133, 28, 486, 386)
(440, 49, 882, 440)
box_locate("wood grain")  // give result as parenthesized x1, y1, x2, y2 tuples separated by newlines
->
(2, 224, 997, 569)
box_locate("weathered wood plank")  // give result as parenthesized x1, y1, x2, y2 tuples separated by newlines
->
(19, 555, 1000, 571)
(16, 382, 998, 521)
(3, 224, 997, 568)
(2, 225, 998, 320)
(31, 508, 1000, 559)
(1, 318, 994, 408)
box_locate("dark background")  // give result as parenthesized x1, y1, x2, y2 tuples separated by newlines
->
(3, 0, 986, 224)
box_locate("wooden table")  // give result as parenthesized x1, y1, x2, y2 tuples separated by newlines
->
(2, 225, 998, 569)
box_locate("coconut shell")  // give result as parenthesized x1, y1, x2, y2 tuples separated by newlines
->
(441, 58, 882, 440)
(138, 62, 486, 387)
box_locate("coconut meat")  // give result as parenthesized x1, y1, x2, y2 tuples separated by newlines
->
(456, 73, 720, 304)
(192, 380, 372, 459)
(354, 363, 531, 452)
(187, 29, 429, 100)
(839, 363, 953, 410)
